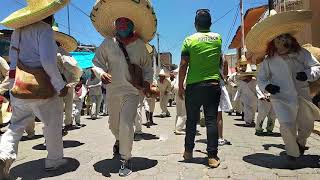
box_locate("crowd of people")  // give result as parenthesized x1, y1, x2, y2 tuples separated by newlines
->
(0, 0, 320, 179)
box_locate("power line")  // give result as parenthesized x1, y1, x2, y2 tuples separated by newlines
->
(223, 6, 240, 52)
(70, 2, 91, 18)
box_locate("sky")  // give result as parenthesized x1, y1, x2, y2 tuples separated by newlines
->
(0, 0, 268, 65)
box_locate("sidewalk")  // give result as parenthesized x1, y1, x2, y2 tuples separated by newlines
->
(3, 103, 320, 179)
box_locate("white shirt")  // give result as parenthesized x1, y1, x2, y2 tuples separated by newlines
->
(86, 76, 102, 96)
(93, 37, 153, 96)
(57, 47, 83, 86)
(9, 22, 65, 92)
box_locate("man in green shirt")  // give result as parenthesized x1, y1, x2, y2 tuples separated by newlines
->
(179, 9, 222, 168)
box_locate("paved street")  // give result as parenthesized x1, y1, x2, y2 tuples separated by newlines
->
(2, 103, 320, 180)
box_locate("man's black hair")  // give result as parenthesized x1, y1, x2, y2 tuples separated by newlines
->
(195, 10, 212, 29)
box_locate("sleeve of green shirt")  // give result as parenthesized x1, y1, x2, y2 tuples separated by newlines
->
(181, 38, 190, 57)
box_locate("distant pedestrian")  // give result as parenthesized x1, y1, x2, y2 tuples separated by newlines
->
(179, 9, 222, 168)
(157, 69, 171, 118)
(86, 69, 102, 120)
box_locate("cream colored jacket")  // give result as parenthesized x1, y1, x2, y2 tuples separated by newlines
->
(93, 37, 153, 96)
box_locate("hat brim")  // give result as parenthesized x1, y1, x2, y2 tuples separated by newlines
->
(91, 0, 157, 42)
(54, 31, 77, 52)
(237, 72, 257, 77)
(1, 0, 69, 29)
(146, 43, 154, 55)
(246, 10, 312, 54)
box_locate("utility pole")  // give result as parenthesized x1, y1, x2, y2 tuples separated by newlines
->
(67, 5, 71, 35)
(157, 33, 160, 67)
(240, 0, 246, 56)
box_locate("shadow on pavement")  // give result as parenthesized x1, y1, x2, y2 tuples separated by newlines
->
(234, 123, 255, 128)
(93, 157, 158, 177)
(243, 153, 320, 169)
(178, 157, 207, 166)
(32, 140, 85, 150)
(233, 118, 244, 121)
(263, 144, 285, 150)
(140, 133, 159, 140)
(20, 135, 44, 141)
(10, 157, 80, 179)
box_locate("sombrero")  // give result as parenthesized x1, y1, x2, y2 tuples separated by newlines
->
(0, 96, 11, 125)
(53, 23, 78, 52)
(158, 69, 169, 77)
(246, 9, 312, 54)
(0, 0, 70, 29)
(91, 0, 157, 42)
(303, 44, 320, 97)
(146, 43, 154, 55)
(237, 63, 257, 77)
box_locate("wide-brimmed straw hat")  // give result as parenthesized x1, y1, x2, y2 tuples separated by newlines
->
(146, 43, 154, 55)
(91, 0, 157, 42)
(0, 0, 70, 29)
(246, 9, 312, 54)
(303, 44, 320, 97)
(0, 97, 12, 125)
(237, 63, 257, 77)
(52, 23, 77, 52)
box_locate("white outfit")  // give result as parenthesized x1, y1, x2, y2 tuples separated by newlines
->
(143, 80, 157, 113)
(86, 76, 102, 118)
(258, 48, 320, 157)
(0, 57, 9, 95)
(173, 69, 186, 132)
(57, 47, 82, 126)
(227, 72, 242, 113)
(236, 79, 258, 123)
(93, 37, 153, 160)
(158, 78, 171, 115)
(73, 85, 87, 124)
(134, 94, 144, 134)
(0, 22, 65, 165)
(255, 85, 276, 132)
(218, 80, 233, 112)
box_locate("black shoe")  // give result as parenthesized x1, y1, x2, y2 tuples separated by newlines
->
(113, 141, 120, 155)
(244, 122, 255, 127)
(236, 112, 242, 116)
(297, 142, 309, 156)
(228, 112, 232, 116)
(62, 129, 68, 136)
(64, 124, 73, 131)
(149, 112, 157, 125)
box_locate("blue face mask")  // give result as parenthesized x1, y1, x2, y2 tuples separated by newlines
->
(116, 22, 134, 38)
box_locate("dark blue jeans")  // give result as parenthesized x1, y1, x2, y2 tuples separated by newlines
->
(184, 81, 221, 158)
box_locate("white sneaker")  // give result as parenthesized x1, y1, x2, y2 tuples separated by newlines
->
(0, 157, 13, 179)
(45, 158, 68, 171)
(119, 160, 132, 177)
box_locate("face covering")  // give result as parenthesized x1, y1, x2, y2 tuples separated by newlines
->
(115, 18, 134, 38)
(274, 34, 292, 55)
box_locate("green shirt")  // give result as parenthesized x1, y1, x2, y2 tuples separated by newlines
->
(181, 32, 222, 85)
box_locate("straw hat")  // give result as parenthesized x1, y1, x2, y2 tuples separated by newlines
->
(303, 44, 320, 97)
(52, 23, 78, 52)
(246, 9, 312, 54)
(0, 97, 12, 125)
(146, 43, 154, 55)
(237, 63, 257, 77)
(91, 0, 157, 42)
(0, 0, 70, 29)
(158, 69, 169, 77)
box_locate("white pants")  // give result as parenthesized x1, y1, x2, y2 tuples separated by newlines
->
(242, 103, 257, 124)
(159, 93, 170, 114)
(144, 98, 156, 113)
(175, 94, 186, 131)
(90, 95, 102, 117)
(0, 95, 64, 161)
(256, 100, 276, 132)
(103, 93, 108, 114)
(72, 100, 83, 124)
(108, 94, 139, 160)
(63, 88, 74, 126)
(134, 96, 144, 134)
(278, 98, 316, 157)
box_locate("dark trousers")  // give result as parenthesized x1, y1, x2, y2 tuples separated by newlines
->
(184, 81, 221, 158)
